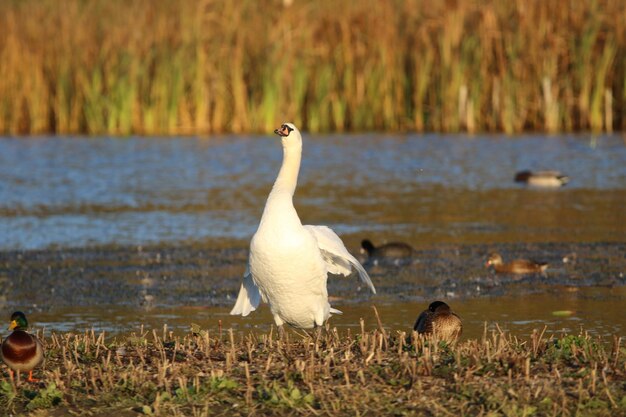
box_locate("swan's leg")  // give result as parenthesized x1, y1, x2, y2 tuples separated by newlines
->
(273, 314, 286, 340)
(313, 310, 325, 341)
(273, 313, 285, 327)
(302, 325, 323, 341)
(314, 326, 323, 341)
(314, 309, 326, 328)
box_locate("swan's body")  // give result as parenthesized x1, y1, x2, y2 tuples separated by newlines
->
(230, 123, 375, 329)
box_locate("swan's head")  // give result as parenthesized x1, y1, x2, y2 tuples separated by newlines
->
(274, 122, 302, 147)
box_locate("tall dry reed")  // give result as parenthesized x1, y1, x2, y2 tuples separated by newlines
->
(0, 0, 624, 135)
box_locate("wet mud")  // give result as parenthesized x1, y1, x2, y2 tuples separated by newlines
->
(1, 240, 624, 338)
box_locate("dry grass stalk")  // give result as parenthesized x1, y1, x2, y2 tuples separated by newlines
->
(0, 322, 624, 415)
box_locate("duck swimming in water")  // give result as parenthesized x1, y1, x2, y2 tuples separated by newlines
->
(486, 252, 548, 274)
(514, 170, 569, 187)
(360, 239, 413, 262)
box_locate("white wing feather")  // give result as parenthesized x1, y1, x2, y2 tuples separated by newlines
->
(230, 266, 262, 316)
(304, 225, 376, 294)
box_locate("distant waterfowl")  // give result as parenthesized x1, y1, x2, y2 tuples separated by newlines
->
(230, 123, 375, 330)
(514, 170, 569, 187)
(486, 252, 548, 274)
(562, 252, 577, 265)
(1, 311, 44, 382)
(360, 239, 413, 261)
(413, 301, 462, 343)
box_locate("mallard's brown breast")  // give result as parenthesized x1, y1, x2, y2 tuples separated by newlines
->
(1, 330, 44, 371)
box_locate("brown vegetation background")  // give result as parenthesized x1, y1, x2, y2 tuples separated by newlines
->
(0, 0, 624, 135)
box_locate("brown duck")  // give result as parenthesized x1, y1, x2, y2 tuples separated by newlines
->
(413, 301, 462, 343)
(360, 239, 413, 260)
(486, 252, 548, 274)
(1, 311, 44, 382)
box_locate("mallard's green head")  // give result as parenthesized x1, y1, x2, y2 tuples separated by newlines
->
(9, 311, 28, 331)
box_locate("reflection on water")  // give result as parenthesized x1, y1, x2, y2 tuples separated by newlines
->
(0, 134, 625, 339)
(28, 286, 626, 339)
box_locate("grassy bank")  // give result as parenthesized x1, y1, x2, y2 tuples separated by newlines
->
(0, 0, 625, 135)
(1, 323, 625, 416)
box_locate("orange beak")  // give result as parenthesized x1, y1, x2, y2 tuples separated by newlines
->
(274, 124, 292, 137)
(8, 320, 17, 331)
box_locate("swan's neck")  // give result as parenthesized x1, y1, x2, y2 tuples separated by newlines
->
(270, 143, 301, 197)
(257, 142, 303, 231)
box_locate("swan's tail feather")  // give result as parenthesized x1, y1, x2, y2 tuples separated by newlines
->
(230, 272, 262, 316)
(350, 259, 376, 294)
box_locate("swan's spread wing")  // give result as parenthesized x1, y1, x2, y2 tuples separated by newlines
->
(304, 225, 376, 294)
(230, 266, 262, 316)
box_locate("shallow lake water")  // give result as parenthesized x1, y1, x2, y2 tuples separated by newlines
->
(0, 133, 625, 340)
(28, 286, 626, 341)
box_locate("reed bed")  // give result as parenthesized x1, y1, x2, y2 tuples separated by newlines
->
(1, 321, 625, 416)
(0, 0, 625, 135)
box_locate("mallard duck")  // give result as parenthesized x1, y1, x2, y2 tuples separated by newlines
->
(514, 170, 569, 187)
(1, 311, 44, 382)
(230, 123, 375, 330)
(360, 239, 413, 260)
(413, 301, 462, 343)
(486, 252, 548, 274)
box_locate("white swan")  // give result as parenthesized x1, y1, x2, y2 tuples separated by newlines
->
(230, 123, 376, 329)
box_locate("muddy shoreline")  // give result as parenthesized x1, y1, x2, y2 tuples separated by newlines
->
(1, 242, 626, 415)
(2, 240, 624, 312)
